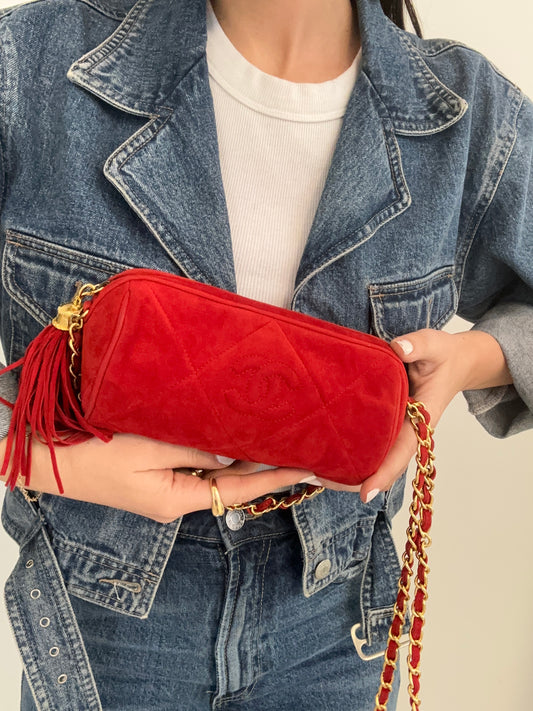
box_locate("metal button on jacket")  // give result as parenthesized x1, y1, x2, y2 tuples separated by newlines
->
(225, 509, 246, 531)
(314, 559, 332, 581)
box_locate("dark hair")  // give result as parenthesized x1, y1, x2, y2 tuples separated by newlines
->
(380, 0, 423, 37)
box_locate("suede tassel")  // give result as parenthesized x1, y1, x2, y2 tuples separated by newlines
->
(0, 286, 112, 494)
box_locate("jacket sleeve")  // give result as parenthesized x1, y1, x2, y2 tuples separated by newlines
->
(0, 24, 17, 444)
(457, 90, 533, 437)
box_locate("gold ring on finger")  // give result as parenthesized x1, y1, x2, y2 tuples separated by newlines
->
(210, 478, 225, 517)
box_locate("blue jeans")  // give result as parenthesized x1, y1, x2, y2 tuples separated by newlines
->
(20, 507, 399, 710)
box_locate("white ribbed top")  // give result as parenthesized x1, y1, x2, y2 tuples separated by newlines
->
(206, 0, 361, 308)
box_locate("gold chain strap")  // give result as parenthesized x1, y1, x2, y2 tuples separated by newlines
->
(374, 400, 436, 711)
(227, 482, 325, 517)
(59, 283, 107, 388)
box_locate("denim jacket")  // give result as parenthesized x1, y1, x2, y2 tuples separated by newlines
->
(1, 0, 532, 708)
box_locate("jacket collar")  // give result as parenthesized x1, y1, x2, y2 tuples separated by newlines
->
(69, 0, 467, 134)
(67, 0, 468, 293)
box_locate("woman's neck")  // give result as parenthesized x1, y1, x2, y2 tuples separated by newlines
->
(209, 0, 360, 83)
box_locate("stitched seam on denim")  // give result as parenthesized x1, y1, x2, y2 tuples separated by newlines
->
(2, 235, 131, 328)
(417, 38, 521, 90)
(177, 530, 293, 546)
(2, 242, 50, 327)
(398, 34, 464, 116)
(414, 39, 471, 57)
(382, 118, 404, 196)
(6, 230, 134, 272)
(456, 89, 524, 303)
(103, 129, 200, 281)
(40, 530, 102, 706)
(372, 294, 457, 340)
(176, 532, 221, 543)
(216, 542, 268, 705)
(369, 270, 457, 340)
(5, 571, 55, 709)
(7, 274, 16, 363)
(294, 119, 409, 283)
(223, 550, 241, 699)
(77, 0, 148, 73)
(70, 72, 160, 116)
(55, 556, 155, 587)
(114, 113, 173, 170)
(368, 267, 454, 296)
(54, 536, 159, 581)
(291, 87, 411, 301)
(66, 585, 147, 617)
(79, 0, 130, 21)
(67, 581, 150, 603)
(253, 539, 271, 695)
(0, 26, 7, 219)
(390, 34, 469, 134)
(145, 518, 181, 593)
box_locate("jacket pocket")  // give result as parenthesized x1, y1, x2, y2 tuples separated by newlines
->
(1, 229, 134, 363)
(368, 266, 458, 341)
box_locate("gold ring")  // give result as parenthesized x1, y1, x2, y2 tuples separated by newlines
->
(210, 478, 225, 517)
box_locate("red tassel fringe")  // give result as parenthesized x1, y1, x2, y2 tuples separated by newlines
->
(0, 324, 112, 494)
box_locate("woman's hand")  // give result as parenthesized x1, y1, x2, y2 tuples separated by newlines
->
(0, 434, 313, 523)
(315, 328, 513, 502)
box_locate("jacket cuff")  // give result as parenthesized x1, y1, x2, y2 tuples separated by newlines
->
(0, 367, 18, 440)
(462, 303, 533, 437)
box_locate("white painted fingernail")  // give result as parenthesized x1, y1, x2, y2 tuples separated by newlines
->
(216, 455, 235, 465)
(254, 463, 277, 472)
(298, 475, 323, 486)
(365, 488, 381, 503)
(395, 339, 413, 355)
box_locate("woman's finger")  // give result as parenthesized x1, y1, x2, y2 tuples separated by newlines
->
(358, 419, 418, 503)
(174, 466, 314, 516)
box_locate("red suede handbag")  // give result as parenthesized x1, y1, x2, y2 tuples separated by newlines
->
(1, 268, 411, 491)
(0, 268, 436, 710)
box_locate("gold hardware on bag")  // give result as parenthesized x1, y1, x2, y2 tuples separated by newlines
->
(52, 281, 107, 387)
(52, 282, 106, 331)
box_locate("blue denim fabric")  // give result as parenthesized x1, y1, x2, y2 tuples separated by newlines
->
(18, 507, 400, 711)
(0, 0, 532, 708)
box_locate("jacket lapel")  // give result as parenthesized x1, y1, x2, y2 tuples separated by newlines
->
(67, 0, 468, 293)
(293, 71, 410, 297)
(102, 56, 237, 291)
(293, 0, 468, 296)
(68, 0, 236, 290)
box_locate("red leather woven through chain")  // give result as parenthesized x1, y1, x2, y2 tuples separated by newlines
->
(227, 483, 325, 517)
(374, 400, 436, 711)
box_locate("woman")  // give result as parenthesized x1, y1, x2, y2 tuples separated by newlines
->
(0, 0, 531, 709)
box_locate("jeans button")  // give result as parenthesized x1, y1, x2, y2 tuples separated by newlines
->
(225, 509, 246, 531)
(314, 559, 332, 581)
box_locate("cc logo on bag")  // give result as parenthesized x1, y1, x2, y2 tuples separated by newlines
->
(223, 356, 303, 419)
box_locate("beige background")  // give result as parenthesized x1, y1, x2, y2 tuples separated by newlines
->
(0, 0, 532, 709)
